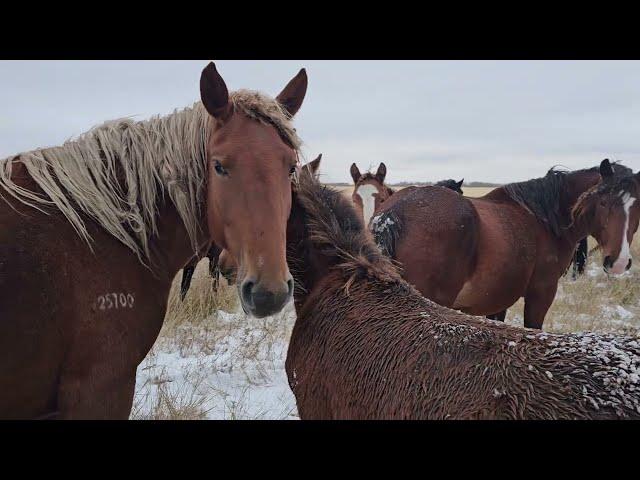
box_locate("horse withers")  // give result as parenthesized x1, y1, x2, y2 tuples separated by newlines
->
(285, 158, 640, 419)
(0, 62, 308, 419)
(371, 159, 639, 329)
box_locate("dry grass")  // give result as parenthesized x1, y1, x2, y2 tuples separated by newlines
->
(162, 260, 238, 334)
(506, 237, 640, 335)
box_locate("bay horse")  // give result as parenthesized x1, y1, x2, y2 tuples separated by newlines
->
(350, 162, 463, 226)
(0, 62, 308, 419)
(372, 159, 638, 329)
(286, 158, 640, 419)
(351, 163, 587, 321)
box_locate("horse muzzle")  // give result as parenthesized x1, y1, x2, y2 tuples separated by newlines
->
(603, 256, 632, 275)
(239, 276, 293, 318)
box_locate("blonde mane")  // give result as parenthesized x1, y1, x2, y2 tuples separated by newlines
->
(0, 90, 301, 265)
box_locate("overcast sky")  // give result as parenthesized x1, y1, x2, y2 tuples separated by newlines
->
(1, 60, 639, 184)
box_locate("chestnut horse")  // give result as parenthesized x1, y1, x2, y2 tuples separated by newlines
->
(372, 159, 638, 329)
(179, 154, 323, 299)
(286, 159, 640, 419)
(0, 62, 308, 419)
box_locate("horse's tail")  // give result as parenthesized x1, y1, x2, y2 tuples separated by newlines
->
(371, 210, 402, 258)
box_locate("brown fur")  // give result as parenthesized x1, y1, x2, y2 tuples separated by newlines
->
(372, 162, 639, 328)
(286, 165, 640, 419)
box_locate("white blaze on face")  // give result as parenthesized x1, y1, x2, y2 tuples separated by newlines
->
(611, 191, 636, 274)
(355, 184, 379, 227)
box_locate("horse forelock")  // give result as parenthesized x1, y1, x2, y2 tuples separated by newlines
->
(230, 89, 302, 151)
(294, 174, 401, 285)
(0, 91, 302, 266)
(571, 171, 640, 225)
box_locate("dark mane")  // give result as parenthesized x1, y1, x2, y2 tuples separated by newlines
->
(293, 174, 401, 284)
(572, 169, 638, 223)
(502, 163, 631, 237)
(435, 179, 463, 194)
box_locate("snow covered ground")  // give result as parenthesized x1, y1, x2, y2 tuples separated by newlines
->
(132, 303, 298, 420)
(132, 254, 640, 420)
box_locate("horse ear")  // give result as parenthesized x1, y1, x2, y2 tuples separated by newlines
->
(600, 158, 614, 179)
(350, 163, 361, 183)
(276, 68, 307, 117)
(200, 62, 231, 120)
(295, 154, 322, 188)
(305, 154, 322, 177)
(457, 178, 464, 188)
(375, 163, 387, 183)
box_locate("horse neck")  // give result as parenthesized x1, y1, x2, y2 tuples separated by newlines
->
(288, 239, 334, 314)
(381, 184, 394, 202)
(287, 203, 338, 315)
(147, 200, 210, 281)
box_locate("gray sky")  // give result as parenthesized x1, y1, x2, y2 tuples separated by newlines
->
(1, 60, 639, 184)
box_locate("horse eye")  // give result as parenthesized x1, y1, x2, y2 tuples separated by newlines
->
(289, 166, 297, 177)
(214, 161, 227, 176)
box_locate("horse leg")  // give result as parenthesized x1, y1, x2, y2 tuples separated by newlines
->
(523, 283, 558, 330)
(57, 368, 137, 420)
(486, 310, 507, 322)
(180, 264, 196, 301)
(207, 246, 222, 290)
(207, 244, 222, 278)
(576, 238, 588, 275)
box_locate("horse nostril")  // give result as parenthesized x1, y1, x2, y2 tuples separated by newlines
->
(627, 258, 633, 270)
(287, 278, 294, 297)
(603, 256, 613, 269)
(241, 279, 255, 304)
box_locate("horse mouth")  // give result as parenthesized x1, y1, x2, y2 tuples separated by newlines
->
(603, 256, 632, 275)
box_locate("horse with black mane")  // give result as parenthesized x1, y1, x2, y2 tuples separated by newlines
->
(286, 158, 640, 419)
(0, 62, 308, 419)
(435, 178, 464, 194)
(371, 160, 639, 328)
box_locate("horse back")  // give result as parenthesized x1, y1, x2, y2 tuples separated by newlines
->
(373, 186, 480, 306)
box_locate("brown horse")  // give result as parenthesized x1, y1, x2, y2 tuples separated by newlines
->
(286, 159, 640, 419)
(180, 154, 324, 299)
(0, 62, 308, 419)
(372, 159, 639, 329)
(350, 162, 463, 226)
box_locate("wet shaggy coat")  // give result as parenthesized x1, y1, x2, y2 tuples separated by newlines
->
(285, 174, 640, 419)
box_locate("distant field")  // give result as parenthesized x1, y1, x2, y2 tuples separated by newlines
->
(332, 184, 495, 198)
